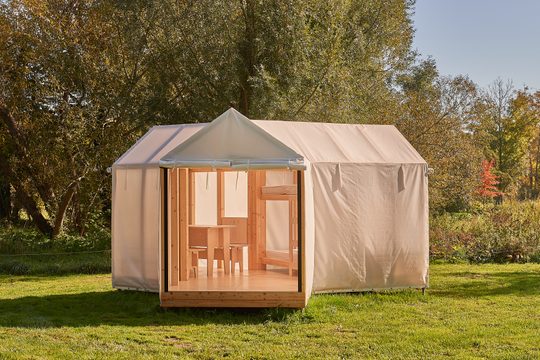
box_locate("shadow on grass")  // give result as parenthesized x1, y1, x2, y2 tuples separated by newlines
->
(0, 289, 301, 328)
(2, 269, 538, 328)
(433, 271, 540, 298)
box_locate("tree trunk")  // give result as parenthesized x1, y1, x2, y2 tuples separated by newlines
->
(52, 182, 78, 238)
(0, 172, 11, 220)
(0, 153, 53, 236)
(238, 0, 257, 117)
(14, 186, 53, 237)
(535, 137, 540, 198)
(0, 106, 54, 203)
(528, 148, 534, 199)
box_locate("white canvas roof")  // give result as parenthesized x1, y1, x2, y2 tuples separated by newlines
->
(159, 109, 305, 170)
(113, 124, 205, 168)
(255, 120, 425, 164)
(114, 108, 425, 168)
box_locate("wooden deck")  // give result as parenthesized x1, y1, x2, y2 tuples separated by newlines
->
(168, 268, 298, 292)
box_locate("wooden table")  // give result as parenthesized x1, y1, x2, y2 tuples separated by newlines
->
(189, 225, 235, 277)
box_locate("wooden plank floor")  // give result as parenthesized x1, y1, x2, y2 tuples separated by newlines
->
(169, 268, 298, 292)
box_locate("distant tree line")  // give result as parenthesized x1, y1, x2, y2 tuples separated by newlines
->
(0, 0, 539, 238)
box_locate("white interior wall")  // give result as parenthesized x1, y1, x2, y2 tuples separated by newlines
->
(265, 171, 293, 251)
(194, 172, 217, 225)
(224, 171, 247, 217)
(224, 171, 248, 270)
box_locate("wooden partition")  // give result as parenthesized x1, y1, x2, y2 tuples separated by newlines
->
(247, 170, 266, 270)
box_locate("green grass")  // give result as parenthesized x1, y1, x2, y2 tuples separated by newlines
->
(0, 263, 538, 359)
(0, 252, 111, 275)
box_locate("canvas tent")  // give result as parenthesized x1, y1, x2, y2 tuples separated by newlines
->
(112, 108, 429, 307)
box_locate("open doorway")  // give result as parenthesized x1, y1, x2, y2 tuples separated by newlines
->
(162, 168, 302, 294)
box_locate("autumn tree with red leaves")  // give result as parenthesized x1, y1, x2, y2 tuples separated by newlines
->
(478, 160, 502, 199)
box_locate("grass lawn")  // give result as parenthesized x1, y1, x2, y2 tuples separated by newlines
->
(0, 263, 538, 359)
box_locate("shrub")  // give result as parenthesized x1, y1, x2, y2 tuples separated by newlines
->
(0, 261, 31, 275)
(0, 224, 111, 275)
(0, 225, 110, 254)
(430, 201, 540, 263)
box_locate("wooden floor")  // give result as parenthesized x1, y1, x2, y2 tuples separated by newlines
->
(169, 268, 298, 292)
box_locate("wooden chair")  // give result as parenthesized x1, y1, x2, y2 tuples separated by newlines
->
(189, 248, 204, 278)
(191, 218, 248, 275)
(221, 217, 248, 274)
(219, 217, 248, 274)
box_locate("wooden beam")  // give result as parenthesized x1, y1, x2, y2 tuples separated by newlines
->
(188, 170, 195, 224)
(257, 171, 266, 270)
(217, 169, 224, 224)
(247, 170, 267, 270)
(298, 170, 305, 294)
(160, 168, 167, 293)
(291, 170, 298, 277)
(189, 168, 239, 173)
(169, 169, 179, 287)
(247, 171, 257, 269)
(179, 168, 190, 281)
(261, 257, 289, 267)
(259, 193, 296, 201)
(160, 291, 306, 308)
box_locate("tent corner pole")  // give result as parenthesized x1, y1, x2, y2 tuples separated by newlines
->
(162, 167, 169, 293)
(297, 169, 303, 293)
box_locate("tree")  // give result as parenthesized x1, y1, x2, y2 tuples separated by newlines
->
(0, 0, 419, 237)
(0, 0, 154, 237)
(396, 59, 482, 212)
(472, 80, 538, 200)
(512, 90, 540, 199)
(144, 0, 415, 123)
(477, 160, 501, 199)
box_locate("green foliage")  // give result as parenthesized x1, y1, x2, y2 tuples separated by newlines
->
(0, 224, 110, 254)
(397, 60, 483, 212)
(471, 81, 540, 199)
(0, 263, 539, 358)
(0, 253, 110, 276)
(0, 0, 539, 235)
(0, 0, 420, 237)
(430, 201, 540, 263)
(0, 224, 111, 275)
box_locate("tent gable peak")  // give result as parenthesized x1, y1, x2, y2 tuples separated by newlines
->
(159, 108, 304, 169)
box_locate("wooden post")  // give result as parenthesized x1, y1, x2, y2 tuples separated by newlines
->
(247, 171, 255, 269)
(188, 171, 195, 224)
(247, 170, 266, 270)
(160, 168, 168, 294)
(217, 170, 224, 224)
(179, 168, 190, 281)
(297, 170, 305, 293)
(169, 169, 179, 287)
(257, 171, 266, 269)
(289, 171, 298, 276)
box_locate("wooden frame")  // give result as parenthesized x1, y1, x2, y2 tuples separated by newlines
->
(247, 170, 266, 270)
(160, 167, 307, 308)
(160, 168, 168, 293)
(260, 172, 298, 276)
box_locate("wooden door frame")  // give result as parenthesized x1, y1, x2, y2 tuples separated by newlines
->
(160, 167, 307, 308)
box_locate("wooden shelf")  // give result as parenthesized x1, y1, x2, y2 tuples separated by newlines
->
(260, 185, 297, 200)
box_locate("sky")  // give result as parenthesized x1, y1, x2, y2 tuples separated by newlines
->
(413, 0, 540, 90)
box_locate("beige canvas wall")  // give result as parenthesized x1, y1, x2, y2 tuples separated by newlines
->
(311, 163, 428, 292)
(112, 167, 161, 291)
(111, 118, 429, 295)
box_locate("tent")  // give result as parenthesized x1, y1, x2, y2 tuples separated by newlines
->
(112, 108, 429, 308)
